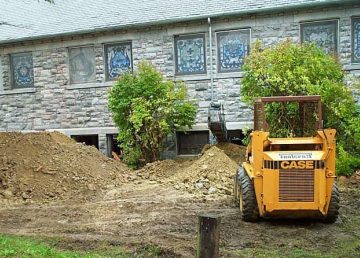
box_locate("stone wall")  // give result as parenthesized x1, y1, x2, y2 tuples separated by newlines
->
(0, 4, 359, 154)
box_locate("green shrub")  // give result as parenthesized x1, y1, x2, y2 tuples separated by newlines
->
(108, 61, 197, 168)
(337, 146, 360, 176)
(241, 40, 360, 175)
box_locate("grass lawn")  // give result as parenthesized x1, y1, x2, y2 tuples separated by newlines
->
(0, 234, 131, 258)
(223, 237, 360, 258)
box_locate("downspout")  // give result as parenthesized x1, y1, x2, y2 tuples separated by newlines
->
(208, 17, 214, 102)
(207, 16, 227, 143)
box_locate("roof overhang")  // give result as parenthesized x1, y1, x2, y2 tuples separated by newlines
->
(0, 0, 358, 46)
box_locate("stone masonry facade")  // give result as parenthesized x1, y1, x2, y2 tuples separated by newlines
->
(0, 4, 360, 155)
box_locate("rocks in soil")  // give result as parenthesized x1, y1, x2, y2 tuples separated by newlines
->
(195, 182, 204, 189)
(1, 189, 13, 199)
(208, 186, 217, 194)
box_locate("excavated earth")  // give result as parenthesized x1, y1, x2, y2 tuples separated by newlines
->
(0, 132, 359, 257)
(0, 132, 129, 204)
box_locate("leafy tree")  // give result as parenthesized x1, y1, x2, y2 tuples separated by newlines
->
(241, 40, 360, 175)
(108, 62, 197, 168)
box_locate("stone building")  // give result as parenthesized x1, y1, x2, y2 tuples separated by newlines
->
(0, 0, 359, 156)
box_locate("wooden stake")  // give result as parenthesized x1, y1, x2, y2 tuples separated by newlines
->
(197, 214, 221, 258)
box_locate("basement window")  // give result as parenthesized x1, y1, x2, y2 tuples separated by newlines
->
(106, 134, 122, 159)
(227, 129, 244, 145)
(71, 134, 99, 149)
(177, 131, 209, 155)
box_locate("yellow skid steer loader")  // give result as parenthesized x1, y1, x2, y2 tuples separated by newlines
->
(234, 96, 339, 222)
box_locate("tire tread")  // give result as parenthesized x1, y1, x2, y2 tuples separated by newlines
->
(238, 167, 259, 222)
(323, 183, 340, 223)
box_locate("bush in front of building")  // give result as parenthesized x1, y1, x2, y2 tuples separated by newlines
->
(108, 61, 197, 168)
(241, 40, 360, 176)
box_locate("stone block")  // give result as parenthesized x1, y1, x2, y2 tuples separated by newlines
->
(195, 82, 208, 91)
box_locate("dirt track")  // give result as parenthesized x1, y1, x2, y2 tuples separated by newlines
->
(0, 132, 359, 257)
(0, 180, 359, 257)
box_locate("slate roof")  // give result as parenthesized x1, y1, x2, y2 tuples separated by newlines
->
(0, 0, 354, 44)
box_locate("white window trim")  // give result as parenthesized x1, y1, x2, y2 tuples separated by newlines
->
(65, 81, 113, 90)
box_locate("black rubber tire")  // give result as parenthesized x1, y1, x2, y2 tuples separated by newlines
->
(323, 183, 340, 223)
(239, 167, 259, 222)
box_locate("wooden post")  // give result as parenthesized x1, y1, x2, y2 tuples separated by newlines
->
(197, 214, 221, 258)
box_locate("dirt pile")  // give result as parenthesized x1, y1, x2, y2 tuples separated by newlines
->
(134, 143, 244, 195)
(338, 170, 360, 187)
(136, 159, 181, 181)
(202, 142, 246, 164)
(0, 132, 130, 203)
(170, 146, 239, 195)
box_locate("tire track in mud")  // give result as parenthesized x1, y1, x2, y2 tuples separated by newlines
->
(0, 178, 359, 257)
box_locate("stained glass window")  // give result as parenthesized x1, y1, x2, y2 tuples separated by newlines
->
(69, 46, 96, 84)
(105, 42, 132, 81)
(300, 20, 338, 54)
(175, 34, 206, 75)
(217, 29, 250, 72)
(352, 17, 360, 63)
(10, 52, 34, 88)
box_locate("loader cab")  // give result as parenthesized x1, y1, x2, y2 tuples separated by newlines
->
(253, 95, 323, 136)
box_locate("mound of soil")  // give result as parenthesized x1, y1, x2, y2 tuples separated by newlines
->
(338, 170, 360, 187)
(171, 146, 239, 195)
(202, 142, 246, 164)
(136, 160, 181, 180)
(0, 132, 130, 204)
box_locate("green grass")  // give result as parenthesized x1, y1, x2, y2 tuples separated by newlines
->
(223, 239, 360, 258)
(0, 234, 131, 258)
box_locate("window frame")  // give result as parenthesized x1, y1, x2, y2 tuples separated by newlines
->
(216, 28, 251, 73)
(104, 41, 133, 81)
(68, 45, 96, 85)
(174, 33, 207, 76)
(176, 130, 209, 155)
(300, 19, 339, 54)
(351, 16, 360, 64)
(10, 52, 34, 89)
